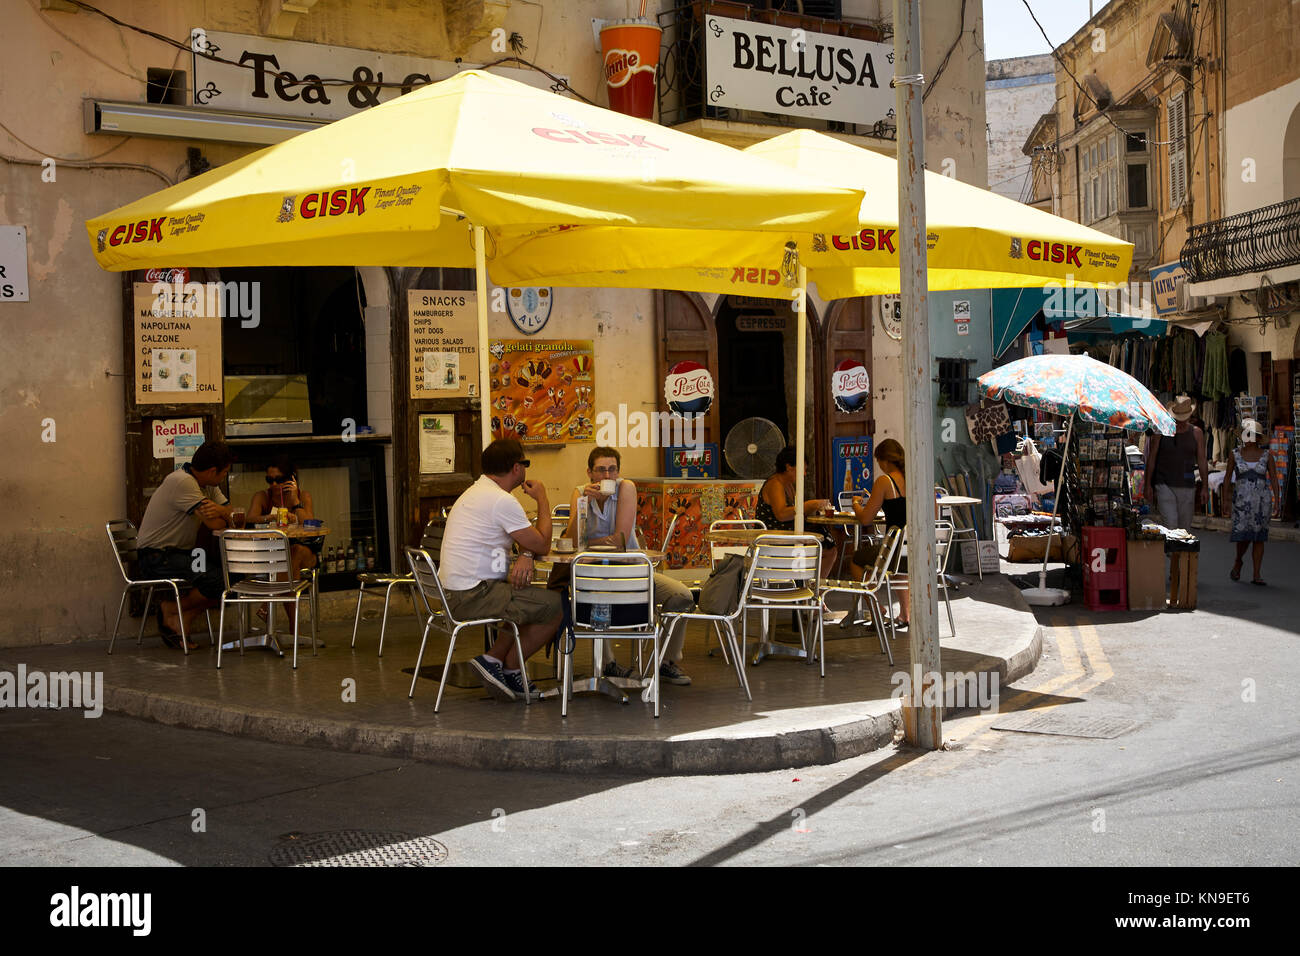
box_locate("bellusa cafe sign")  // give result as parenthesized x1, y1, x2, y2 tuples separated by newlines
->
(190, 29, 566, 122)
(703, 15, 894, 127)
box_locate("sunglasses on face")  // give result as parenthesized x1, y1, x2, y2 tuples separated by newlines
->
(591, 465, 619, 475)
(265, 475, 291, 484)
(516, 459, 531, 469)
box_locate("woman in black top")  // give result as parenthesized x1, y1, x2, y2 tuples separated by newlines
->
(754, 446, 839, 578)
(849, 438, 910, 625)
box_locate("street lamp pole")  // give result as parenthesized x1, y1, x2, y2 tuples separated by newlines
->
(894, 0, 943, 750)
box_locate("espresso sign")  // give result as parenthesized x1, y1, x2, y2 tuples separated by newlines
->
(703, 16, 894, 127)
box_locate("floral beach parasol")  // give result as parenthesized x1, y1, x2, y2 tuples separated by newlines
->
(978, 354, 1175, 437)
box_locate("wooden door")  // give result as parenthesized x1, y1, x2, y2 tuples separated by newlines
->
(822, 297, 876, 489)
(394, 267, 479, 543)
(121, 270, 227, 527)
(655, 290, 720, 448)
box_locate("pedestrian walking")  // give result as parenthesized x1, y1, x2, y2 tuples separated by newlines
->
(1226, 418, 1276, 585)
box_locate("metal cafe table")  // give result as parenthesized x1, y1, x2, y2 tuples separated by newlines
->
(535, 546, 665, 704)
(214, 525, 329, 656)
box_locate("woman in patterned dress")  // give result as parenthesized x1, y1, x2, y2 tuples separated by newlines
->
(1226, 419, 1276, 585)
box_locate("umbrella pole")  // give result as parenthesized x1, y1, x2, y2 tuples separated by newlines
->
(475, 224, 492, 452)
(795, 262, 807, 534)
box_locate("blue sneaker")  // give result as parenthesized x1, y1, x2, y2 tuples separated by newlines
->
(471, 655, 515, 701)
(502, 669, 539, 701)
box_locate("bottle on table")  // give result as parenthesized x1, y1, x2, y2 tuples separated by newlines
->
(346, 543, 356, 572)
(591, 601, 611, 631)
(366, 539, 376, 571)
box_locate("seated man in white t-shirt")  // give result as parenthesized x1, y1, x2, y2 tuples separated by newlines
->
(439, 438, 561, 701)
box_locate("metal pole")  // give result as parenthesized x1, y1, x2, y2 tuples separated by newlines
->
(795, 262, 807, 533)
(475, 224, 492, 451)
(895, 0, 942, 750)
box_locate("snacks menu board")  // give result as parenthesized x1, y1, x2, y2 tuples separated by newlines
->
(487, 339, 594, 445)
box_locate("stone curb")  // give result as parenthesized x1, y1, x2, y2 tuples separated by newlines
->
(5, 579, 1041, 776)
(97, 678, 904, 775)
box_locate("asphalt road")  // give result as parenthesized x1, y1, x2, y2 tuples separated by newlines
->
(1, 530, 1295, 873)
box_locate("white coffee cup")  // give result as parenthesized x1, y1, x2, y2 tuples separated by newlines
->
(557, 538, 573, 552)
(599, 479, 616, 495)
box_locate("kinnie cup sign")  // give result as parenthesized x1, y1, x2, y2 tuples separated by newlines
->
(665, 360, 714, 416)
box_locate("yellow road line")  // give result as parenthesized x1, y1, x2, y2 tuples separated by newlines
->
(944, 612, 1114, 748)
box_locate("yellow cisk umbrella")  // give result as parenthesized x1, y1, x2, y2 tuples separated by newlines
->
(85, 71, 864, 445)
(492, 129, 1134, 297)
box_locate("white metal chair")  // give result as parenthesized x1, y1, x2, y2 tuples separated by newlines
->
(550, 504, 571, 550)
(937, 486, 981, 580)
(405, 546, 527, 712)
(216, 530, 315, 669)
(105, 519, 212, 655)
(887, 520, 957, 640)
(566, 551, 663, 717)
(743, 534, 824, 670)
(709, 518, 766, 568)
(701, 518, 766, 661)
(818, 527, 902, 667)
(350, 519, 443, 657)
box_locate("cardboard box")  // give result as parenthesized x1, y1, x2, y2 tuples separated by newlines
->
(960, 540, 1002, 573)
(1006, 533, 1079, 563)
(1126, 539, 1166, 611)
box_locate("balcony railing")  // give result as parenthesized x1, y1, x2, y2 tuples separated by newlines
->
(1181, 196, 1300, 282)
(656, 1, 894, 139)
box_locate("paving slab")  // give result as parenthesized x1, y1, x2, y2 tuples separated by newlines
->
(0, 574, 1041, 774)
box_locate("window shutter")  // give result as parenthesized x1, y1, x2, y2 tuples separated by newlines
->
(1168, 91, 1187, 208)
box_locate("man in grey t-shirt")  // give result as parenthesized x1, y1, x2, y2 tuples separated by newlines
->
(137, 440, 235, 645)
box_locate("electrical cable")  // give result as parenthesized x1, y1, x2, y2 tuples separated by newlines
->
(1019, 0, 1197, 148)
(0, 151, 174, 186)
(922, 0, 967, 102)
(0, 119, 131, 162)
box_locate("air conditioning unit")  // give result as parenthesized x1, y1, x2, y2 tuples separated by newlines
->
(1176, 283, 1216, 313)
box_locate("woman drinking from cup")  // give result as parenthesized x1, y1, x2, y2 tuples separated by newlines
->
(564, 447, 695, 686)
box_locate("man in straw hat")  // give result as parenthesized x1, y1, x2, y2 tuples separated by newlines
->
(1142, 394, 1210, 531)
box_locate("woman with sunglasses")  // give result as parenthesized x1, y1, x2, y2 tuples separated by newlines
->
(248, 454, 317, 623)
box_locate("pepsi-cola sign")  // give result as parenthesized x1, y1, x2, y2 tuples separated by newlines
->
(832, 359, 870, 414)
(664, 360, 714, 416)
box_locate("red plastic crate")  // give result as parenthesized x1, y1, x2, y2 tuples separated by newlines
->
(1085, 584, 1128, 612)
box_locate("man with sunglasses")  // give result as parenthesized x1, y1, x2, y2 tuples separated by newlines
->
(439, 438, 561, 701)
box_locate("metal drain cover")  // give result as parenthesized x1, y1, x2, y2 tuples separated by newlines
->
(991, 712, 1136, 739)
(270, 830, 449, 867)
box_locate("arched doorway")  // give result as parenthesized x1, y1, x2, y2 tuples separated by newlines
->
(655, 290, 847, 486)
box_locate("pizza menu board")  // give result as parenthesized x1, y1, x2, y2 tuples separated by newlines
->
(133, 282, 222, 404)
(407, 290, 479, 399)
(487, 339, 594, 444)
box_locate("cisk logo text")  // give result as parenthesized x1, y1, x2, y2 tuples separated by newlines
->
(98, 217, 165, 251)
(277, 187, 371, 222)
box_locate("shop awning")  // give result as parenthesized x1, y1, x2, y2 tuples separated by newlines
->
(992, 287, 1165, 356)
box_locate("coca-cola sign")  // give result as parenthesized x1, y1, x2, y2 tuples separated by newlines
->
(832, 359, 870, 414)
(664, 360, 714, 416)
